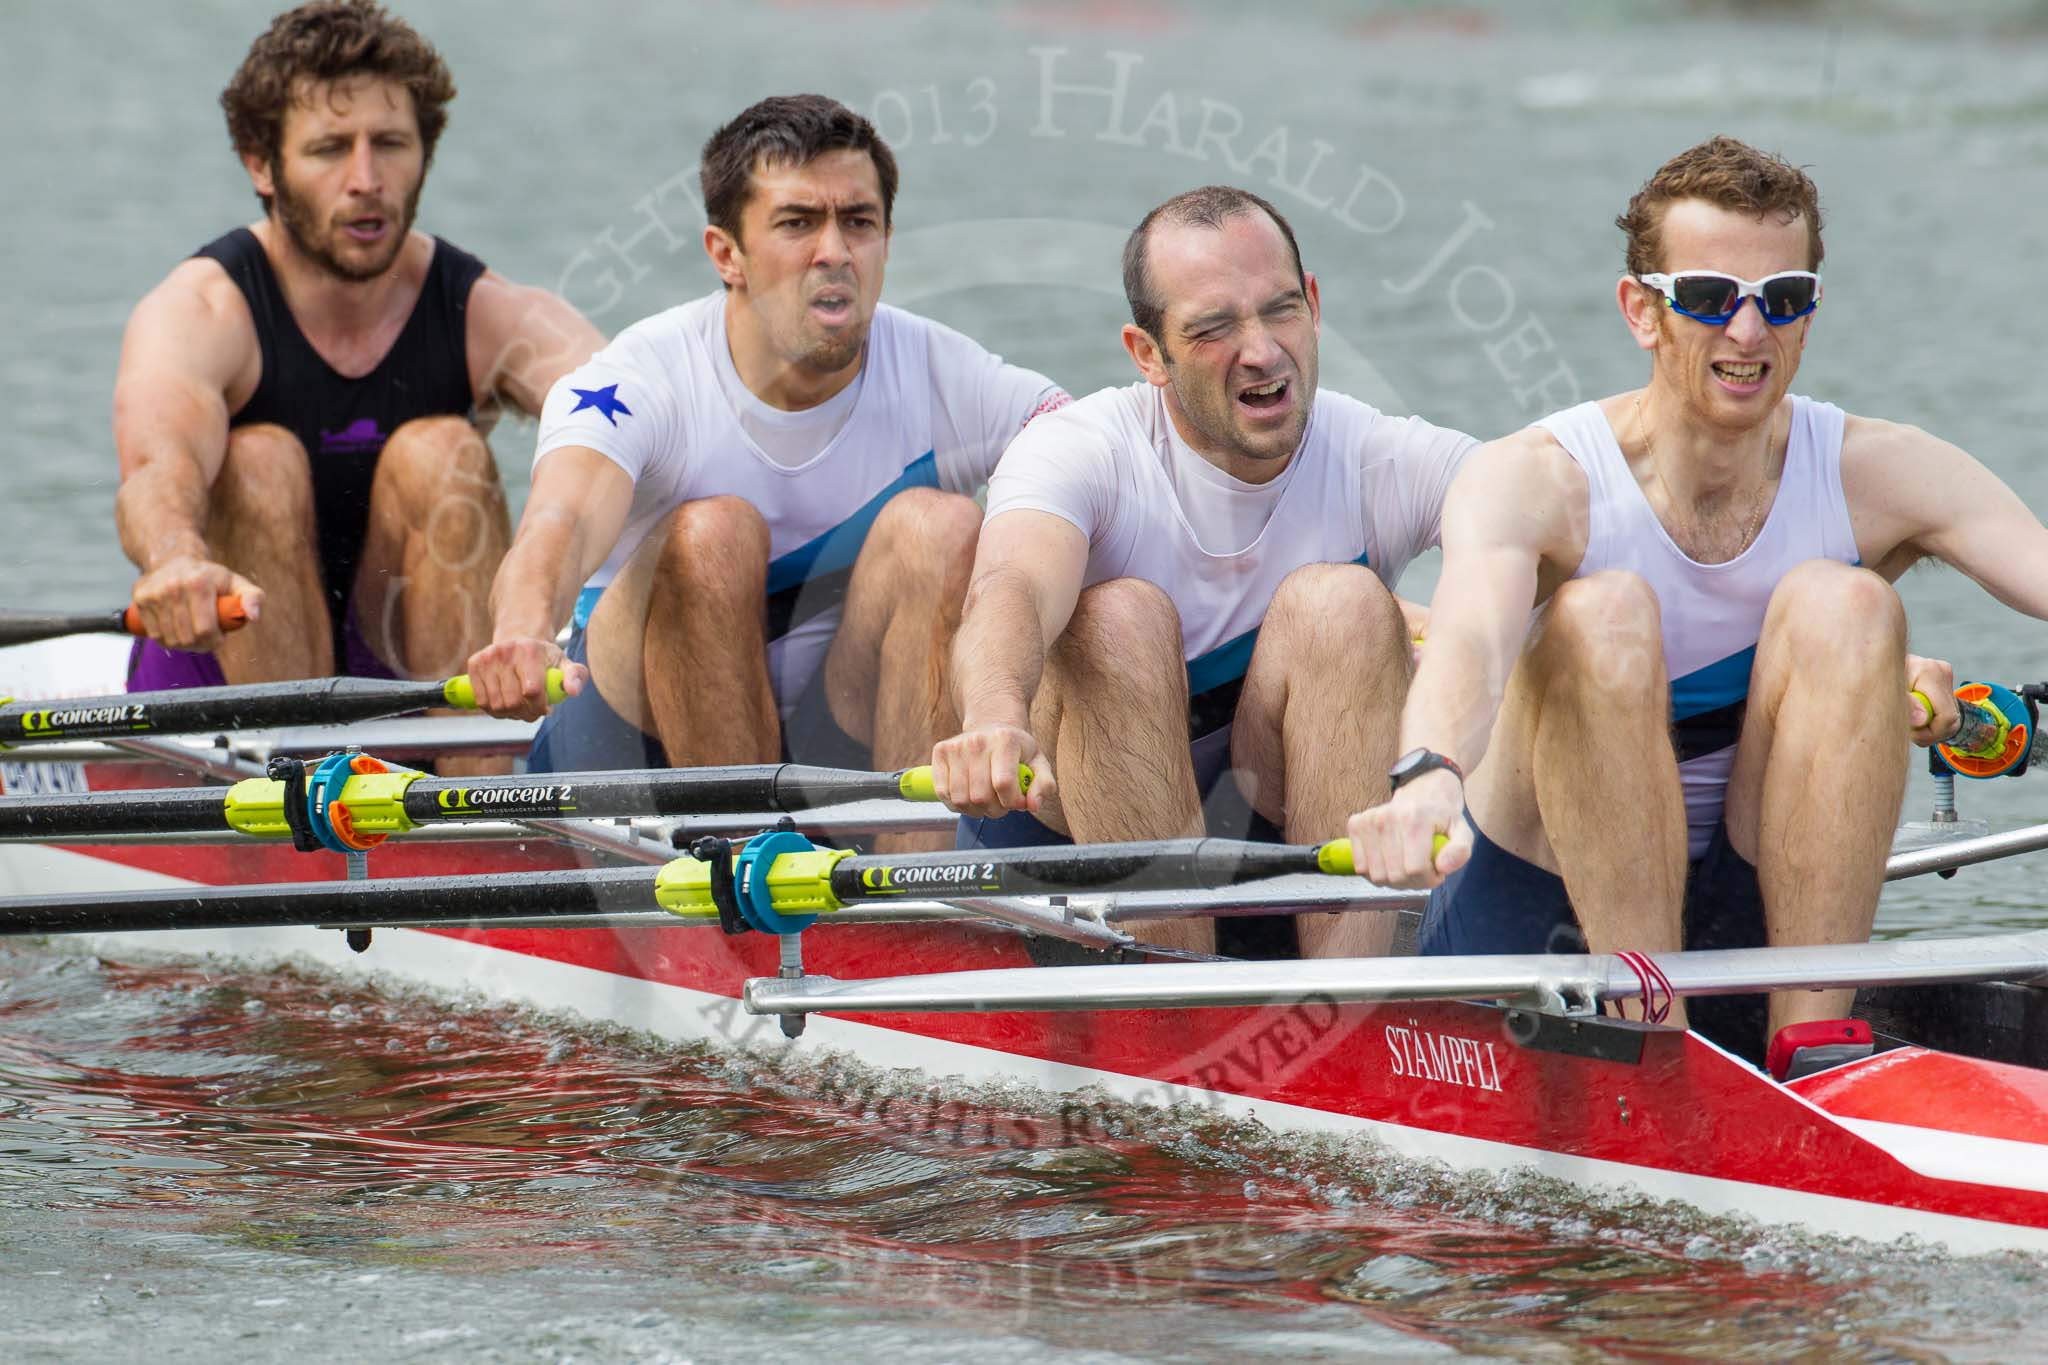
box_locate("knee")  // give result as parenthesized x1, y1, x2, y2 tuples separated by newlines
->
(215, 424, 314, 526)
(655, 496, 769, 585)
(1764, 561, 1904, 665)
(1053, 578, 1186, 702)
(865, 487, 981, 577)
(1262, 562, 1402, 658)
(379, 417, 499, 492)
(871, 485, 979, 544)
(1541, 571, 1664, 697)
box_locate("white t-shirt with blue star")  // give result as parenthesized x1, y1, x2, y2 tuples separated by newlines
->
(534, 292, 1068, 712)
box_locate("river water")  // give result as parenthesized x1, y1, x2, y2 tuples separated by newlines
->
(4, 0, 2048, 1357)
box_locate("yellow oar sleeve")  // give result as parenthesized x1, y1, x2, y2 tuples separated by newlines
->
(655, 847, 854, 921)
(222, 770, 425, 839)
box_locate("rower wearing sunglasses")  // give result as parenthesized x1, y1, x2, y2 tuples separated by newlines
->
(1346, 135, 2048, 1068)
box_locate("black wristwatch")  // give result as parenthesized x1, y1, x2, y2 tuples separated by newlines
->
(1388, 748, 1464, 792)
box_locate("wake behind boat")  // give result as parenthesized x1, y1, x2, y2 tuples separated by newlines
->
(2, 634, 2045, 1256)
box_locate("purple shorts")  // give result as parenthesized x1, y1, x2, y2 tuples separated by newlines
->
(126, 601, 398, 691)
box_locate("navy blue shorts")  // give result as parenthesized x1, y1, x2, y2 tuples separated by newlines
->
(1420, 814, 1769, 1061)
(528, 629, 867, 774)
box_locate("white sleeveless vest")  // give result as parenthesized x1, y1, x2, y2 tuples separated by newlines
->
(1534, 396, 1859, 856)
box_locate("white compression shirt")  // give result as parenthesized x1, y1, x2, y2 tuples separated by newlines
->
(985, 381, 1474, 702)
(535, 292, 1069, 713)
(1162, 414, 1287, 555)
(710, 330, 864, 469)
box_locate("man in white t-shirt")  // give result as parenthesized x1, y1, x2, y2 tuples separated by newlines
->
(928, 186, 1474, 957)
(465, 96, 1067, 819)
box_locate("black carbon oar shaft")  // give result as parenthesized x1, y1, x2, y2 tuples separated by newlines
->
(0, 677, 451, 745)
(0, 609, 127, 647)
(0, 763, 926, 841)
(0, 835, 1346, 935)
(0, 669, 563, 746)
(0, 597, 247, 648)
(823, 837, 1338, 903)
(0, 867, 661, 936)
(396, 764, 917, 824)
(0, 786, 231, 838)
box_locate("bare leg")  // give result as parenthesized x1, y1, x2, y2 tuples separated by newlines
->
(353, 416, 509, 679)
(206, 424, 332, 683)
(824, 488, 980, 852)
(587, 496, 780, 767)
(1024, 578, 1210, 955)
(1724, 562, 1908, 1035)
(1232, 563, 1412, 958)
(349, 418, 513, 777)
(1467, 570, 1691, 1023)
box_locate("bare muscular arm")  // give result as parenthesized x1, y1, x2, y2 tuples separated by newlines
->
(1347, 430, 1587, 887)
(113, 260, 266, 651)
(465, 447, 632, 718)
(931, 509, 1089, 817)
(464, 271, 606, 418)
(1844, 416, 2048, 617)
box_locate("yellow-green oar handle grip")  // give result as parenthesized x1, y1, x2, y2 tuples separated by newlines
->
(1315, 833, 1450, 876)
(442, 667, 568, 711)
(1916, 688, 2005, 758)
(1912, 687, 1998, 733)
(897, 764, 1036, 802)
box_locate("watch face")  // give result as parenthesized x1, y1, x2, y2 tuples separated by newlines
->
(1390, 749, 1451, 789)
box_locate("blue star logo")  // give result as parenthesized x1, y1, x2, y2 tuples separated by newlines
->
(569, 383, 632, 426)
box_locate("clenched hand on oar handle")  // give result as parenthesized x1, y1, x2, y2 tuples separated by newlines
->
(0, 595, 248, 649)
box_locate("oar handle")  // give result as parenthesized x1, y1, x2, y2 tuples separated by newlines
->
(655, 830, 1457, 923)
(120, 596, 248, 638)
(441, 668, 568, 710)
(1313, 833, 1450, 877)
(895, 764, 1036, 802)
(1915, 688, 2007, 759)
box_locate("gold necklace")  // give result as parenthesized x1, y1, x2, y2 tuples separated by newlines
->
(1635, 395, 1769, 557)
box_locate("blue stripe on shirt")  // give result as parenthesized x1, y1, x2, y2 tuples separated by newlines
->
(766, 450, 941, 594)
(1670, 645, 1756, 721)
(1183, 548, 1374, 698)
(571, 449, 942, 629)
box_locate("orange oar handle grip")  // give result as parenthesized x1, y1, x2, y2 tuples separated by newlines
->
(122, 596, 249, 638)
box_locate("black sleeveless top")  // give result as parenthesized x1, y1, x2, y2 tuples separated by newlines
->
(195, 227, 487, 650)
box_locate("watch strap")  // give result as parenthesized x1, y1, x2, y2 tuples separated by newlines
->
(1389, 748, 1464, 792)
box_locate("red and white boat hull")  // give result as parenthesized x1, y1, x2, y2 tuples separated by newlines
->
(2, 642, 2042, 1253)
(3, 827, 2045, 1255)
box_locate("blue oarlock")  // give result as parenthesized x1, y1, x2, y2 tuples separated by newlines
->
(732, 828, 822, 935)
(305, 751, 363, 854)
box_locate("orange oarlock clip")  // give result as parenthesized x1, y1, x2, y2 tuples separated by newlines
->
(327, 754, 393, 852)
(1940, 682, 2031, 780)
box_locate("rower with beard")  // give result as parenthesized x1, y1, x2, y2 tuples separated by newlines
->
(465, 95, 1068, 847)
(116, 0, 601, 690)
(928, 187, 1475, 958)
